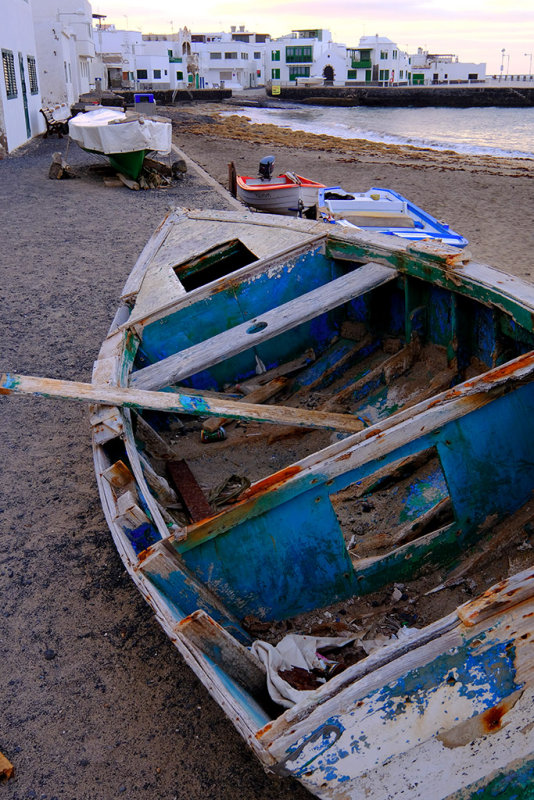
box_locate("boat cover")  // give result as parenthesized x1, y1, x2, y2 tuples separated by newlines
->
(68, 107, 172, 155)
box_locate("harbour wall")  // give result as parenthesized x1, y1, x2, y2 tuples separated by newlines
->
(119, 89, 232, 105)
(268, 86, 534, 107)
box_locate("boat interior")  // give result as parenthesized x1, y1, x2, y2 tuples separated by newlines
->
(93, 211, 534, 733)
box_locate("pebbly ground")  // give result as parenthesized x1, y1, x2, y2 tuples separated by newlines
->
(0, 135, 311, 800)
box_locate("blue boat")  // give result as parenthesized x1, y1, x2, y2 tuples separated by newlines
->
(318, 185, 468, 248)
(3, 208, 534, 799)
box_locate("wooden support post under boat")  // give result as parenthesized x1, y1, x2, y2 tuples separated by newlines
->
(0, 373, 366, 433)
(228, 161, 237, 197)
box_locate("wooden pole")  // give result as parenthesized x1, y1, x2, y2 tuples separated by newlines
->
(228, 161, 237, 197)
(0, 372, 365, 434)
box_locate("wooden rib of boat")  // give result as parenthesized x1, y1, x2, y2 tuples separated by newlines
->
(3, 208, 534, 798)
(319, 186, 469, 248)
(236, 171, 325, 216)
(68, 107, 172, 180)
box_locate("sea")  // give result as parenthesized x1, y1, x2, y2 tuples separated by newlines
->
(222, 105, 534, 160)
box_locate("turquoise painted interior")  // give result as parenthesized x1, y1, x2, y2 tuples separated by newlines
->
(121, 255, 534, 724)
(131, 257, 534, 620)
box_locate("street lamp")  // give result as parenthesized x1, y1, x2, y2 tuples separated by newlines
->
(525, 53, 533, 76)
(500, 47, 505, 79)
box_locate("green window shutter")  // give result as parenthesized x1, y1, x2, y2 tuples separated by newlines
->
(2, 50, 17, 98)
(271, 68, 280, 79)
(27, 55, 38, 94)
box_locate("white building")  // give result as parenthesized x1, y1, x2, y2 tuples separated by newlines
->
(347, 35, 410, 84)
(32, 0, 95, 106)
(0, 0, 43, 153)
(92, 22, 143, 90)
(269, 29, 347, 84)
(92, 26, 198, 91)
(408, 48, 486, 84)
(191, 27, 269, 89)
(137, 29, 198, 90)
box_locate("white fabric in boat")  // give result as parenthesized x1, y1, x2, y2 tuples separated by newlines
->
(68, 107, 172, 155)
(331, 211, 416, 228)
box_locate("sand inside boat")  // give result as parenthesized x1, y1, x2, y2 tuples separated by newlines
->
(134, 334, 534, 690)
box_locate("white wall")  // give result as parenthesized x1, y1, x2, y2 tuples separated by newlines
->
(355, 35, 410, 84)
(92, 28, 143, 88)
(0, 0, 44, 152)
(409, 49, 486, 83)
(269, 31, 347, 83)
(192, 36, 264, 89)
(32, 0, 94, 105)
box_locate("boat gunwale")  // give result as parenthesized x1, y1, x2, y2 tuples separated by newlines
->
(90, 209, 534, 786)
(236, 173, 326, 191)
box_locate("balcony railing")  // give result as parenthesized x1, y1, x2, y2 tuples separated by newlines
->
(351, 59, 372, 69)
(286, 54, 313, 63)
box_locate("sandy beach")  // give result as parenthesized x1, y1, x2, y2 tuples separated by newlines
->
(1, 100, 533, 800)
(169, 103, 534, 279)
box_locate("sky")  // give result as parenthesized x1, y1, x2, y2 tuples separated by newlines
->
(91, 0, 534, 74)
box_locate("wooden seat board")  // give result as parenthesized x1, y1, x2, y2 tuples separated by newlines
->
(130, 261, 396, 392)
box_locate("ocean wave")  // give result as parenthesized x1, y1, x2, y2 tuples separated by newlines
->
(221, 107, 534, 161)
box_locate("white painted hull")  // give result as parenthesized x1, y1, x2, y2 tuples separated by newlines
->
(85, 210, 534, 800)
(236, 184, 320, 216)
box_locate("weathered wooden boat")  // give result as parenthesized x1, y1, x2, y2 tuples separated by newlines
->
(3, 209, 534, 798)
(68, 106, 172, 180)
(236, 156, 325, 216)
(318, 186, 468, 248)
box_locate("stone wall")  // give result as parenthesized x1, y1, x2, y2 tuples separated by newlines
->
(270, 86, 534, 107)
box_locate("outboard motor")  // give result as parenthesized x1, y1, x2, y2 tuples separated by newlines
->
(258, 155, 275, 181)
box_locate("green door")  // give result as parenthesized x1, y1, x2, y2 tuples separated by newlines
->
(18, 52, 31, 138)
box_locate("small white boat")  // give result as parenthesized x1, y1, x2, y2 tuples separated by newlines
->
(236, 156, 325, 217)
(68, 107, 172, 180)
(319, 186, 468, 248)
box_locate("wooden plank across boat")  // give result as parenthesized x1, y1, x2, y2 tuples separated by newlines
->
(4, 208, 534, 798)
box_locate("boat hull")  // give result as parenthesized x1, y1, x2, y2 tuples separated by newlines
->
(236, 174, 325, 216)
(68, 107, 171, 180)
(91, 209, 534, 799)
(319, 186, 468, 247)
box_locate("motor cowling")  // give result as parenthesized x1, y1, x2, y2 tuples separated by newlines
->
(259, 155, 275, 180)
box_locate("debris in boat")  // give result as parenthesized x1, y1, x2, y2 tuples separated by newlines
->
(166, 459, 213, 522)
(208, 474, 250, 508)
(253, 630, 421, 706)
(251, 634, 357, 707)
(48, 152, 77, 180)
(201, 376, 289, 437)
(0, 751, 14, 781)
(200, 426, 227, 443)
